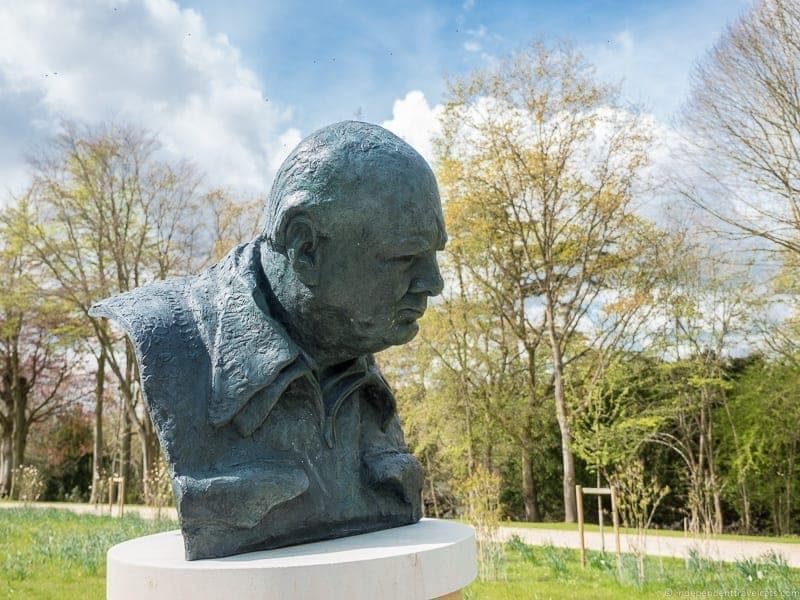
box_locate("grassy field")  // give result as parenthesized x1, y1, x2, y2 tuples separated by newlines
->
(1, 508, 799, 599)
(468, 536, 800, 599)
(0, 507, 177, 599)
(507, 520, 800, 545)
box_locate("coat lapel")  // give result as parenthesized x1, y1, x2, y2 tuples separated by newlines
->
(194, 242, 308, 430)
(196, 241, 397, 445)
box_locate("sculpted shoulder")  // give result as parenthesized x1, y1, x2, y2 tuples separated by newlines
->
(88, 276, 204, 364)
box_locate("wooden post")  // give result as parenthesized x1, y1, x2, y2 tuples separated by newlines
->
(610, 484, 622, 575)
(576, 484, 586, 567)
(598, 495, 605, 552)
(597, 471, 605, 552)
(118, 477, 125, 517)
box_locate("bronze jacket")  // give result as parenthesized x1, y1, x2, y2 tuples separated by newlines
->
(90, 240, 422, 560)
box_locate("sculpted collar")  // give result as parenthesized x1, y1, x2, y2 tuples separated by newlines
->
(190, 241, 395, 446)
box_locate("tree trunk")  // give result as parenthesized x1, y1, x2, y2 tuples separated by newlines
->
(11, 379, 27, 474)
(11, 418, 27, 476)
(742, 487, 752, 533)
(140, 414, 160, 504)
(121, 406, 131, 501)
(545, 301, 577, 522)
(712, 487, 723, 534)
(0, 429, 12, 496)
(705, 396, 723, 534)
(558, 430, 577, 521)
(688, 469, 702, 534)
(464, 389, 475, 477)
(521, 449, 540, 521)
(89, 350, 105, 504)
(780, 439, 797, 537)
(425, 450, 440, 518)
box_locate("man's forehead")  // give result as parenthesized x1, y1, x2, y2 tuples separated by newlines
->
(367, 206, 446, 252)
(349, 166, 440, 209)
(330, 160, 446, 248)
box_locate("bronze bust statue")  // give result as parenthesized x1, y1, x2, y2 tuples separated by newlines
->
(90, 121, 447, 560)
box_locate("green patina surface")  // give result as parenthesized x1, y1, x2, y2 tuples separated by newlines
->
(90, 121, 443, 559)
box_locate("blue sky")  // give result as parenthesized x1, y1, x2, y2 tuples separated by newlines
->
(184, 0, 749, 129)
(0, 0, 751, 195)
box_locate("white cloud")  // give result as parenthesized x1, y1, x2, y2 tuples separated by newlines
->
(381, 90, 442, 165)
(462, 25, 488, 54)
(0, 0, 299, 196)
(466, 25, 487, 38)
(613, 29, 635, 52)
(269, 128, 303, 173)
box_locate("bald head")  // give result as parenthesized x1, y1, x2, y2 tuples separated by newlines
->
(259, 121, 446, 366)
(262, 121, 444, 253)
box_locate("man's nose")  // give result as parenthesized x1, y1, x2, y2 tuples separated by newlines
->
(409, 256, 444, 297)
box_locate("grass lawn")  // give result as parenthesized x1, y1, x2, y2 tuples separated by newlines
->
(0, 507, 177, 599)
(467, 536, 800, 599)
(506, 520, 800, 545)
(2, 507, 799, 599)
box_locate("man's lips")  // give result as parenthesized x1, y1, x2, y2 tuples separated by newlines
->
(397, 307, 425, 322)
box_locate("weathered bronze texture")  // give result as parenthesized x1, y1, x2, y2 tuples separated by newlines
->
(90, 121, 446, 560)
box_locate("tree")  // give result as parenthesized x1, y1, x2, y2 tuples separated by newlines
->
(610, 458, 669, 584)
(721, 355, 800, 535)
(0, 197, 71, 496)
(645, 231, 758, 534)
(680, 2, 800, 527)
(19, 122, 206, 503)
(680, 0, 800, 256)
(680, 4, 800, 532)
(379, 283, 524, 520)
(26, 405, 94, 501)
(414, 264, 545, 520)
(205, 190, 262, 264)
(568, 351, 664, 481)
(437, 42, 653, 521)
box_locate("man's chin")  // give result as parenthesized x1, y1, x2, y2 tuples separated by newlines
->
(392, 321, 420, 345)
(378, 321, 419, 350)
(356, 321, 420, 356)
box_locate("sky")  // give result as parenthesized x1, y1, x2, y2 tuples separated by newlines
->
(0, 0, 753, 198)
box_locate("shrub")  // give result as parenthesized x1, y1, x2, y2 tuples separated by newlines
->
(13, 465, 46, 503)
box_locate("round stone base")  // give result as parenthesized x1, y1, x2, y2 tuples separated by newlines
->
(107, 518, 476, 600)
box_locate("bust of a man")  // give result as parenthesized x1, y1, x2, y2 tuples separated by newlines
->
(90, 121, 446, 560)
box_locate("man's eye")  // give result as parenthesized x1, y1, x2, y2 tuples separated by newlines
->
(392, 255, 416, 265)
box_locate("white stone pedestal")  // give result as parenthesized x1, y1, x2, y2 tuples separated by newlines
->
(107, 518, 476, 600)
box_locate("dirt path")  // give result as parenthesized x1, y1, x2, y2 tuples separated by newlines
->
(3, 501, 799, 567)
(495, 526, 800, 568)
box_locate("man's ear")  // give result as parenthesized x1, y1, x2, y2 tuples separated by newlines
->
(285, 215, 320, 286)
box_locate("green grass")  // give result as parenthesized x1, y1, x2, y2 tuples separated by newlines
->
(2, 508, 799, 599)
(0, 507, 177, 599)
(505, 520, 800, 544)
(466, 536, 800, 599)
